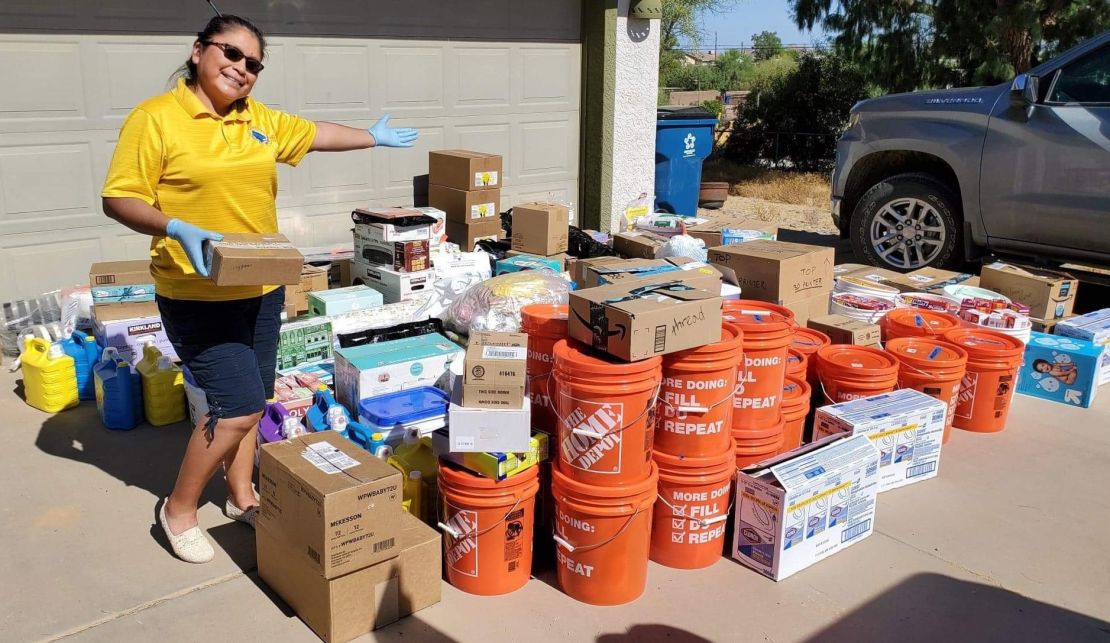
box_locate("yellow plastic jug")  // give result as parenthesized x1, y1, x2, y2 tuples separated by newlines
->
(136, 343, 185, 426)
(387, 431, 438, 525)
(21, 337, 79, 413)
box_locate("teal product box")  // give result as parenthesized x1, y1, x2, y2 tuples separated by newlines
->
(276, 318, 334, 370)
(334, 333, 463, 409)
(1055, 309, 1110, 386)
(495, 254, 563, 276)
(1017, 331, 1104, 409)
(307, 285, 383, 316)
(91, 284, 155, 304)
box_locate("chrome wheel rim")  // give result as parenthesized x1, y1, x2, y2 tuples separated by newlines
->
(870, 198, 946, 269)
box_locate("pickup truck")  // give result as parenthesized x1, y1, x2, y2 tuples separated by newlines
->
(831, 30, 1110, 272)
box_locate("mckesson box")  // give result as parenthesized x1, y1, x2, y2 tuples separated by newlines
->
(731, 433, 880, 581)
(334, 334, 463, 410)
(1055, 309, 1110, 385)
(1017, 331, 1103, 408)
(813, 389, 947, 492)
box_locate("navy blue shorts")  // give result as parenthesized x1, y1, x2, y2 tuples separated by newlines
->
(157, 287, 284, 434)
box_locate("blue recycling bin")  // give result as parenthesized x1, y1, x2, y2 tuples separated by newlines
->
(655, 106, 718, 216)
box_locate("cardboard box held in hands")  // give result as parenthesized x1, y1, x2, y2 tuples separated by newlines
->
(708, 240, 833, 304)
(511, 202, 570, 256)
(204, 233, 304, 286)
(979, 261, 1078, 320)
(568, 272, 723, 361)
(462, 331, 528, 409)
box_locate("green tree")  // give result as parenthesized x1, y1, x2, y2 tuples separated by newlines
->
(713, 49, 755, 91)
(751, 31, 784, 61)
(790, 0, 1110, 92)
(661, 0, 737, 51)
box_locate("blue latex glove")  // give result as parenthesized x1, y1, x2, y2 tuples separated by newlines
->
(368, 114, 418, 148)
(166, 219, 223, 278)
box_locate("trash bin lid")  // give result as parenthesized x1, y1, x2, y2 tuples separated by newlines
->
(657, 105, 716, 120)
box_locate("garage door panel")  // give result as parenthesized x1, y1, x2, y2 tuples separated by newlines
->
(0, 41, 85, 122)
(102, 229, 152, 262)
(1, 233, 104, 297)
(380, 46, 446, 113)
(303, 147, 375, 200)
(456, 123, 512, 178)
(0, 142, 98, 234)
(249, 44, 287, 109)
(516, 116, 577, 182)
(378, 125, 447, 195)
(520, 47, 577, 109)
(299, 45, 372, 117)
(504, 180, 578, 212)
(452, 47, 512, 108)
(99, 42, 187, 119)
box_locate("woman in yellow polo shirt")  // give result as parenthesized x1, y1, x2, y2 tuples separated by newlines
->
(101, 14, 417, 563)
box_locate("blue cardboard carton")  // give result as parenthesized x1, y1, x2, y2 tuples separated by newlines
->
(1017, 331, 1103, 408)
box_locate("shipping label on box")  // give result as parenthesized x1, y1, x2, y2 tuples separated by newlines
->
(1017, 332, 1103, 408)
(351, 261, 434, 304)
(203, 233, 304, 287)
(807, 314, 882, 346)
(448, 382, 531, 452)
(89, 260, 155, 304)
(1056, 309, 1110, 385)
(334, 333, 463, 409)
(462, 331, 527, 409)
(708, 240, 834, 303)
(429, 150, 503, 190)
(612, 231, 669, 260)
(352, 209, 434, 244)
(429, 184, 501, 223)
(813, 389, 947, 492)
(510, 202, 570, 256)
(980, 262, 1078, 320)
(277, 318, 334, 370)
(732, 433, 880, 581)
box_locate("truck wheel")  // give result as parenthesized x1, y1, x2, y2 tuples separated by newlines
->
(849, 173, 962, 271)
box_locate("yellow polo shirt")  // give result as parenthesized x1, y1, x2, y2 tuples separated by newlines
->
(102, 78, 316, 301)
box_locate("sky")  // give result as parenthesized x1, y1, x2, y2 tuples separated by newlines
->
(688, 0, 828, 51)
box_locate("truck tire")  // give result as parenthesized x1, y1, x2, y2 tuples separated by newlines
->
(849, 173, 962, 272)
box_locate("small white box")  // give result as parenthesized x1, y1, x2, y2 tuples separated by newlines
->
(732, 433, 880, 581)
(351, 260, 434, 304)
(813, 388, 947, 492)
(448, 379, 531, 453)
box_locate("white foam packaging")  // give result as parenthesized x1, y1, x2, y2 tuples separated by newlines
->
(813, 388, 947, 492)
(732, 433, 880, 581)
(1055, 308, 1110, 385)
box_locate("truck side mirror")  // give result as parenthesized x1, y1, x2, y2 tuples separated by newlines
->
(1010, 74, 1039, 119)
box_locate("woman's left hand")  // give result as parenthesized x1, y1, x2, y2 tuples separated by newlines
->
(368, 114, 418, 148)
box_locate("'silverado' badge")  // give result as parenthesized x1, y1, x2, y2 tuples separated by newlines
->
(251, 129, 270, 144)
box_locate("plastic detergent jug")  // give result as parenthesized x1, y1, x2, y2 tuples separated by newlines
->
(61, 330, 101, 401)
(20, 337, 79, 413)
(388, 430, 438, 525)
(136, 343, 186, 426)
(258, 400, 290, 444)
(94, 347, 143, 430)
(305, 385, 350, 432)
(282, 415, 307, 440)
(328, 412, 351, 440)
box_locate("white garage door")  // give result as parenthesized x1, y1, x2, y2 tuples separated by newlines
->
(0, 2, 581, 301)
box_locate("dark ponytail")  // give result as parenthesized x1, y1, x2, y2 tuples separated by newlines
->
(172, 14, 267, 85)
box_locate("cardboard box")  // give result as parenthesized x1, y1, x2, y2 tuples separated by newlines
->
(462, 331, 527, 409)
(354, 232, 430, 273)
(580, 257, 723, 290)
(92, 302, 176, 362)
(301, 264, 329, 293)
(886, 267, 979, 293)
(429, 150, 503, 191)
(1049, 309, 1110, 386)
(277, 317, 334, 370)
(731, 433, 880, 581)
(328, 259, 354, 288)
(334, 333, 463, 409)
(784, 291, 831, 327)
(1029, 316, 1070, 334)
(203, 233, 303, 287)
(448, 382, 531, 452)
(429, 184, 501, 224)
(258, 510, 440, 643)
(446, 218, 502, 250)
(258, 432, 402, 579)
(432, 429, 549, 481)
(89, 260, 154, 304)
(352, 209, 433, 244)
(708, 240, 834, 304)
(612, 230, 669, 260)
(813, 389, 946, 492)
(1017, 332, 1104, 408)
(350, 261, 434, 304)
(686, 217, 778, 247)
(287, 264, 331, 314)
(511, 202, 570, 256)
(495, 254, 564, 275)
(807, 314, 881, 347)
(568, 272, 723, 361)
(980, 261, 1078, 320)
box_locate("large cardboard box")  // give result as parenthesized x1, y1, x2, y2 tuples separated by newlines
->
(334, 333, 463, 409)
(1017, 331, 1103, 408)
(258, 510, 441, 643)
(579, 257, 723, 290)
(429, 184, 500, 224)
(429, 150, 503, 191)
(89, 260, 154, 304)
(807, 314, 881, 347)
(351, 261, 434, 304)
(708, 240, 834, 304)
(686, 217, 778, 247)
(511, 202, 570, 256)
(448, 381, 531, 452)
(568, 272, 723, 361)
(445, 218, 502, 250)
(979, 261, 1078, 320)
(92, 302, 176, 362)
(204, 233, 303, 287)
(731, 433, 880, 581)
(258, 432, 402, 580)
(462, 331, 527, 409)
(612, 230, 669, 260)
(813, 389, 946, 492)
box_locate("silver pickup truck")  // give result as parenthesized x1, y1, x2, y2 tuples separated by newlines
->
(831, 31, 1109, 272)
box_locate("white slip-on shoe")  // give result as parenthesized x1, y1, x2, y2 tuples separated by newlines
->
(159, 499, 215, 564)
(224, 498, 259, 529)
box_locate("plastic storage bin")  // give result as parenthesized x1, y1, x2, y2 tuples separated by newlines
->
(358, 386, 449, 445)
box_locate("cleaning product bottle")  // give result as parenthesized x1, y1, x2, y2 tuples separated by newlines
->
(387, 429, 438, 525)
(306, 384, 351, 432)
(20, 337, 79, 413)
(94, 347, 142, 430)
(136, 342, 185, 426)
(282, 415, 307, 440)
(258, 400, 290, 444)
(61, 330, 101, 401)
(329, 412, 351, 440)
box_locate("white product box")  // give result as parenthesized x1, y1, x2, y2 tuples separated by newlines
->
(732, 433, 880, 581)
(409, 207, 447, 247)
(353, 218, 431, 244)
(1056, 309, 1110, 385)
(334, 333, 463, 409)
(351, 260, 434, 304)
(447, 378, 531, 453)
(813, 388, 946, 492)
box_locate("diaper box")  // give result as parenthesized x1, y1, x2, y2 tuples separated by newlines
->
(334, 333, 463, 410)
(1055, 309, 1110, 386)
(1017, 331, 1103, 408)
(731, 433, 880, 581)
(813, 389, 947, 492)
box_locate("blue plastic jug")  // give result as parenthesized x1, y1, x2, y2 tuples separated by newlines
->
(305, 385, 351, 436)
(93, 347, 143, 430)
(62, 330, 102, 401)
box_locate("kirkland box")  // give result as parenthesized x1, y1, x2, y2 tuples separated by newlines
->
(334, 333, 463, 409)
(979, 261, 1078, 320)
(429, 184, 500, 223)
(731, 433, 880, 581)
(307, 286, 383, 317)
(258, 432, 402, 580)
(708, 240, 834, 304)
(277, 317, 334, 370)
(462, 331, 527, 409)
(447, 380, 531, 453)
(92, 302, 176, 362)
(1017, 332, 1103, 408)
(203, 233, 304, 287)
(813, 389, 946, 492)
(351, 262, 434, 304)
(89, 260, 154, 304)
(429, 150, 503, 190)
(1053, 309, 1110, 385)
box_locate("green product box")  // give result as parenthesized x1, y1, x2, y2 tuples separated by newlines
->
(277, 317, 334, 370)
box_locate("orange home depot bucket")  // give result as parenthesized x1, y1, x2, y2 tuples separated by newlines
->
(816, 345, 900, 405)
(942, 328, 1025, 433)
(786, 348, 807, 379)
(552, 462, 658, 605)
(722, 301, 794, 430)
(791, 328, 830, 386)
(885, 337, 969, 444)
(733, 414, 786, 468)
(655, 323, 743, 458)
(522, 304, 569, 434)
(553, 340, 661, 486)
(439, 460, 540, 596)
(650, 446, 735, 570)
(780, 376, 811, 453)
(881, 308, 963, 342)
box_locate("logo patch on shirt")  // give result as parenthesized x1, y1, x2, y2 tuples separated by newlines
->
(250, 129, 270, 144)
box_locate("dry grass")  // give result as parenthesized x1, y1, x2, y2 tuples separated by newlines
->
(702, 158, 831, 209)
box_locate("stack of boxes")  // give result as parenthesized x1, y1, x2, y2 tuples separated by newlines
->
(446, 331, 532, 453)
(283, 264, 329, 318)
(429, 150, 504, 249)
(351, 208, 437, 303)
(89, 261, 175, 362)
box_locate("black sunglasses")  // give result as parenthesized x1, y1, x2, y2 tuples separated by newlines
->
(201, 40, 264, 74)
